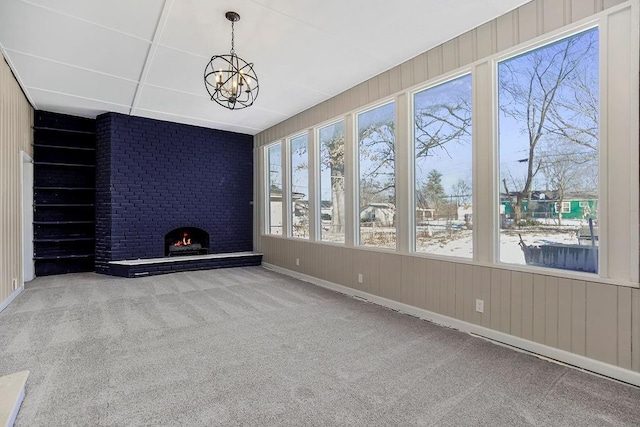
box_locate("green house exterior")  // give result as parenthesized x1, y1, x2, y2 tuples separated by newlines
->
(500, 199, 598, 221)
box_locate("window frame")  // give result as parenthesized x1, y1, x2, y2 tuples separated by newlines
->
(264, 141, 284, 237)
(287, 132, 310, 239)
(354, 100, 397, 250)
(409, 70, 475, 260)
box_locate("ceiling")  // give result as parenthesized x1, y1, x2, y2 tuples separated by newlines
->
(0, 0, 530, 135)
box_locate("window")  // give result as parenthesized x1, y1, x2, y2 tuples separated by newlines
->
(357, 102, 396, 248)
(289, 134, 309, 238)
(413, 74, 472, 258)
(498, 28, 599, 273)
(318, 120, 345, 243)
(266, 143, 283, 235)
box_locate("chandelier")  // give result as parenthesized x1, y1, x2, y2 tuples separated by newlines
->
(204, 11, 259, 110)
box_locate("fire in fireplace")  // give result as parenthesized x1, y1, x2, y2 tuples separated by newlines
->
(164, 227, 209, 256)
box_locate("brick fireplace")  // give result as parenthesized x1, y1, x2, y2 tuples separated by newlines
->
(95, 113, 255, 275)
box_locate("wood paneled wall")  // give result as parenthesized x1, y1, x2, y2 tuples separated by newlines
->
(254, 0, 640, 374)
(0, 56, 33, 305)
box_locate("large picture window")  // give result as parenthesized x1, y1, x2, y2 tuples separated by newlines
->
(498, 28, 599, 273)
(289, 134, 309, 238)
(357, 102, 396, 248)
(319, 120, 345, 243)
(266, 143, 283, 235)
(413, 74, 472, 258)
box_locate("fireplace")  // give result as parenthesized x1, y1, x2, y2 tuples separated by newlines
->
(165, 227, 209, 256)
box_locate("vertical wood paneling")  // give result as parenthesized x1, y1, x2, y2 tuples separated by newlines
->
(455, 263, 467, 320)
(518, 1, 539, 42)
(481, 267, 492, 328)
(557, 278, 573, 351)
(533, 275, 546, 344)
(412, 53, 428, 84)
(572, 0, 597, 21)
(617, 287, 632, 369)
(401, 255, 415, 304)
(499, 269, 511, 333)
(0, 56, 33, 305)
(542, 0, 566, 32)
(367, 250, 381, 296)
(388, 66, 402, 94)
(400, 61, 413, 90)
(457, 31, 475, 66)
(633, 289, 640, 371)
(379, 253, 401, 301)
(586, 282, 618, 365)
(426, 47, 442, 80)
(510, 271, 523, 337)
(496, 11, 517, 51)
(521, 273, 534, 340)
(441, 39, 459, 74)
(413, 258, 427, 310)
(471, 265, 483, 325)
(425, 259, 441, 312)
(545, 276, 559, 348)
(254, 0, 639, 375)
(571, 280, 587, 355)
(490, 268, 502, 330)
(476, 21, 496, 59)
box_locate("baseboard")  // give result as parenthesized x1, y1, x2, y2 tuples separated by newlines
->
(0, 371, 29, 427)
(0, 285, 24, 314)
(262, 262, 640, 388)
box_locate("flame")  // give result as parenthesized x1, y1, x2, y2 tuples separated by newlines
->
(173, 232, 191, 246)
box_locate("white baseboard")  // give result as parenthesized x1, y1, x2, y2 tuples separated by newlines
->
(263, 262, 640, 388)
(0, 285, 24, 314)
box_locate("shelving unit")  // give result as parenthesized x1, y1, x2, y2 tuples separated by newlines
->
(33, 112, 96, 276)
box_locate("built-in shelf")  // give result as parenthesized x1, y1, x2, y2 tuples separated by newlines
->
(33, 144, 95, 152)
(33, 126, 95, 135)
(33, 112, 96, 276)
(33, 162, 95, 168)
(34, 220, 94, 225)
(35, 203, 94, 207)
(34, 187, 95, 191)
(34, 237, 95, 243)
(34, 254, 95, 261)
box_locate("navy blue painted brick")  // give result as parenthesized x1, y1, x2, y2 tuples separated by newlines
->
(95, 112, 253, 268)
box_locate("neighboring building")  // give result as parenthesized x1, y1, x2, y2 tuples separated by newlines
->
(500, 191, 598, 221)
(360, 203, 395, 227)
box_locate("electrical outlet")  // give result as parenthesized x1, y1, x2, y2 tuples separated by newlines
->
(296, 258, 299, 266)
(357, 273, 363, 283)
(12, 277, 18, 290)
(475, 299, 484, 313)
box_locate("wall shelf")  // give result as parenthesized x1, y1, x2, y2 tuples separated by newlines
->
(33, 126, 95, 135)
(33, 111, 96, 276)
(33, 144, 95, 152)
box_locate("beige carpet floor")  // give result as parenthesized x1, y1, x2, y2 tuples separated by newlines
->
(1, 266, 639, 426)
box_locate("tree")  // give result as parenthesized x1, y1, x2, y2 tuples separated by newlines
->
(499, 29, 598, 223)
(419, 169, 446, 216)
(320, 124, 345, 234)
(451, 179, 471, 206)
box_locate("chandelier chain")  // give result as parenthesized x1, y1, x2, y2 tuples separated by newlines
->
(230, 21, 235, 54)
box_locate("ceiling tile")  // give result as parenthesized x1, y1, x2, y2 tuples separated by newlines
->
(18, 0, 164, 41)
(9, 51, 138, 106)
(27, 88, 131, 118)
(0, 0, 150, 80)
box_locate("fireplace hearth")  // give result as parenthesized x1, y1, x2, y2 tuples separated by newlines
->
(165, 227, 209, 256)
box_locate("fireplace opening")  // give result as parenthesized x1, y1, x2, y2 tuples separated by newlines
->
(165, 227, 209, 256)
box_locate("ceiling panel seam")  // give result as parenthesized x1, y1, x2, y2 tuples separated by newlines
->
(129, 0, 175, 116)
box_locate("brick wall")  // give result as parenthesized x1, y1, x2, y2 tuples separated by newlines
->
(95, 113, 253, 273)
